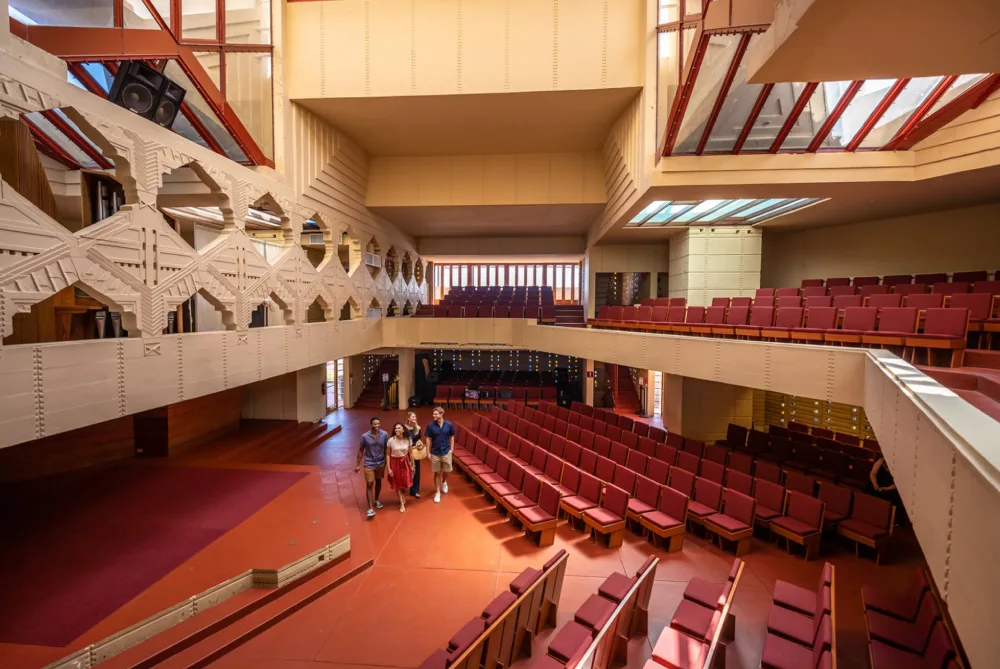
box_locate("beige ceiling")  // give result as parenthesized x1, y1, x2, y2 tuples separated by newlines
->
(748, 0, 1000, 82)
(296, 88, 641, 156)
(371, 203, 605, 238)
(599, 164, 1000, 243)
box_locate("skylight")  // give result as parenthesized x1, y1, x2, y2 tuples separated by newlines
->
(626, 198, 825, 227)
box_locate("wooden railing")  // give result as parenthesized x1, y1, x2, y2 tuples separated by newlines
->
(571, 557, 658, 669)
(448, 551, 568, 669)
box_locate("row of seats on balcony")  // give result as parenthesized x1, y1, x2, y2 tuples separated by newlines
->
(590, 303, 983, 366)
(800, 270, 998, 288)
(762, 282, 1000, 300)
(418, 551, 568, 669)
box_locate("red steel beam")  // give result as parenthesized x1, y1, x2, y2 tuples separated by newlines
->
(731, 83, 773, 153)
(882, 76, 957, 151)
(67, 62, 107, 96)
(845, 78, 910, 152)
(892, 74, 1000, 151)
(806, 80, 864, 153)
(695, 32, 751, 155)
(768, 82, 818, 153)
(177, 49, 271, 166)
(39, 109, 114, 169)
(22, 117, 85, 170)
(661, 31, 709, 156)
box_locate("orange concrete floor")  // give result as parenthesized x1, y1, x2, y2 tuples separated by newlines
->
(206, 408, 925, 669)
(0, 407, 925, 669)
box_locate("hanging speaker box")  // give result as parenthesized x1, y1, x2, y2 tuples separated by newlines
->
(108, 61, 186, 128)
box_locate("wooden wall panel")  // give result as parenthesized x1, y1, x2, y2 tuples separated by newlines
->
(0, 415, 134, 483)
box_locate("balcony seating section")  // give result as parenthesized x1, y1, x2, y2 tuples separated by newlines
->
(417, 285, 562, 322)
(541, 557, 658, 667)
(417, 550, 568, 669)
(588, 272, 1000, 365)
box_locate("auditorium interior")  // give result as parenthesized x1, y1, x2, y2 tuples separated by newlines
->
(1, 1, 999, 668)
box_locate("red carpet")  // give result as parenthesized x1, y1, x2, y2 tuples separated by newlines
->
(0, 464, 308, 647)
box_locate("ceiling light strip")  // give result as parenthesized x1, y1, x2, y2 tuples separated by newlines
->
(806, 80, 865, 153)
(882, 75, 957, 151)
(732, 83, 773, 154)
(696, 32, 752, 156)
(845, 78, 910, 151)
(769, 82, 818, 153)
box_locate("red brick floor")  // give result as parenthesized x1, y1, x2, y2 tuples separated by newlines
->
(207, 408, 925, 669)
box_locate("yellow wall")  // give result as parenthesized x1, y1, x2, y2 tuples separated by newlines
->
(367, 153, 606, 206)
(284, 0, 644, 99)
(761, 202, 1000, 288)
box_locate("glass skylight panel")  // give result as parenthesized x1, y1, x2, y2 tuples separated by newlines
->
(925, 74, 989, 119)
(650, 203, 695, 225)
(81, 62, 114, 92)
(646, 202, 682, 223)
(780, 81, 853, 151)
(740, 82, 809, 151)
(24, 112, 98, 169)
(860, 76, 945, 148)
(630, 200, 669, 223)
(702, 34, 764, 154)
(838, 79, 897, 147)
(729, 198, 787, 219)
(674, 199, 726, 222)
(672, 34, 742, 154)
(700, 199, 756, 222)
(749, 198, 819, 223)
(53, 108, 107, 159)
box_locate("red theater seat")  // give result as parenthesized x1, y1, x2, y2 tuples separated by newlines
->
(862, 307, 918, 348)
(906, 308, 969, 367)
(762, 307, 804, 340)
(770, 491, 825, 560)
(791, 307, 837, 343)
(683, 558, 741, 610)
(774, 563, 833, 616)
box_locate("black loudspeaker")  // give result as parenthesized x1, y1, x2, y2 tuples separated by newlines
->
(108, 61, 186, 128)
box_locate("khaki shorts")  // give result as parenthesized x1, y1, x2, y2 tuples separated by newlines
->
(430, 452, 453, 473)
(364, 465, 385, 483)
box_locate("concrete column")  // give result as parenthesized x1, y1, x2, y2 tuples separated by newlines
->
(661, 374, 754, 442)
(397, 348, 415, 410)
(344, 355, 364, 409)
(668, 227, 761, 306)
(243, 363, 326, 421)
(583, 359, 595, 406)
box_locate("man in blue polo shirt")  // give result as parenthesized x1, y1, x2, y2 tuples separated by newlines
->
(424, 406, 455, 504)
(355, 416, 389, 519)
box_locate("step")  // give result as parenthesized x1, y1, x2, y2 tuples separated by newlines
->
(964, 349, 1000, 370)
(100, 551, 369, 669)
(154, 558, 373, 669)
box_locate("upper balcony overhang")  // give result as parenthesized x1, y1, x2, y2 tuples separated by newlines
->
(745, 0, 1000, 84)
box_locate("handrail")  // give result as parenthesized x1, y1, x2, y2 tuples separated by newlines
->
(570, 557, 659, 669)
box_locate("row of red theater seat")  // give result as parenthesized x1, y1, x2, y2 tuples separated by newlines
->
(800, 270, 997, 288)
(433, 382, 557, 409)
(862, 568, 964, 669)
(471, 403, 890, 560)
(416, 304, 558, 319)
(418, 551, 567, 669)
(590, 304, 980, 366)
(531, 557, 657, 668)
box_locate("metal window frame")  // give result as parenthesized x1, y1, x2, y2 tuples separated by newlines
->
(22, 116, 85, 170)
(768, 82, 818, 153)
(888, 74, 999, 151)
(11, 6, 273, 167)
(805, 80, 864, 153)
(695, 32, 752, 155)
(845, 78, 911, 151)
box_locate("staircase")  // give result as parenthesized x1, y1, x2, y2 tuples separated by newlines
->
(553, 304, 586, 327)
(610, 364, 641, 414)
(354, 358, 398, 409)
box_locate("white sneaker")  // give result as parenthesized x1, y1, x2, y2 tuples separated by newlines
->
(434, 492, 441, 503)
(374, 500, 383, 509)
(366, 508, 375, 519)
(442, 481, 449, 494)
